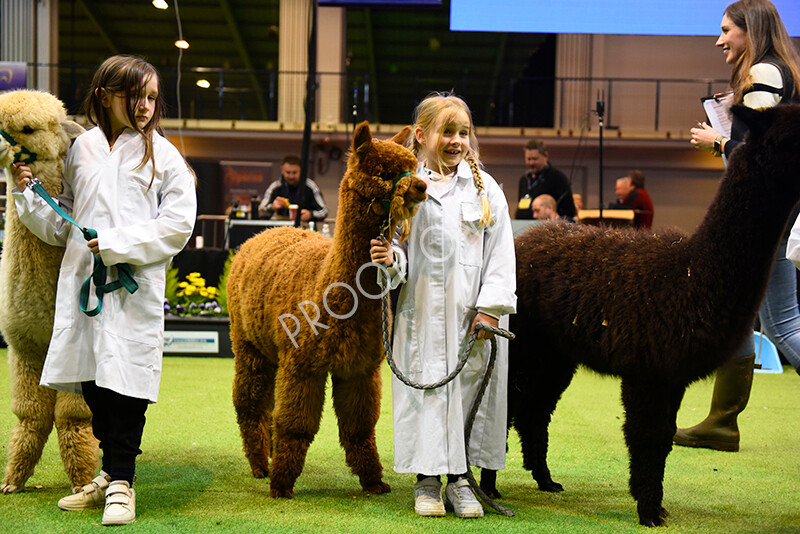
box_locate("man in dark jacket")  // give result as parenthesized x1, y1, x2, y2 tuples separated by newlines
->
(258, 154, 329, 222)
(516, 140, 576, 220)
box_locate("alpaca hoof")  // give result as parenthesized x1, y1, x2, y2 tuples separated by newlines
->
(638, 507, 668, 527)
(362, 481, 391, 495)
(270, 486, 294, 499)
(251, 466, 269, 479)
(482, 485, 502, 500)
(639, 515, 666, 527)
(1, 483, 23, 494)
(537, 480, 564, 493)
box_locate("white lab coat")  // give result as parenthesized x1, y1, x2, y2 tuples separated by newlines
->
(13, 127, 196, 402)
(390, 160, 516, 474)
(787, 218, 800, 270)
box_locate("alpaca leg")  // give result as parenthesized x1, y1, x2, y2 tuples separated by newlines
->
(514, 356, 576, 493)
(54, 391, 99, 492)
(232, 340, 277, 479)
(1, 349, 56, 494)
(479, 468, 500, 499)
(621, 378, 674, 527)
(269, 367, 327, 498)
(331, 366, 390, 494)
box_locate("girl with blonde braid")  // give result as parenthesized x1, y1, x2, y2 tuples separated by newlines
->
(369, 92, 516, 518)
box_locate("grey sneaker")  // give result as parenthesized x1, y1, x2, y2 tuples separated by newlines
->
(445, 478, 484, 518)
(101, 480, 136, 526)
(57, 471, 110, 511)
(413, 477, 445, 517)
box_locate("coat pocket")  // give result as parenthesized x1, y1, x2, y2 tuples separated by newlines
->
(460, 201, 484, 267)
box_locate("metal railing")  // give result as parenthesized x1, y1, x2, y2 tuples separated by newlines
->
(20, 63, 730, 132)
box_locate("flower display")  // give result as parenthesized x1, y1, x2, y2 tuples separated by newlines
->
(165, 271, 223, 316)
(164, 251, 234, 317)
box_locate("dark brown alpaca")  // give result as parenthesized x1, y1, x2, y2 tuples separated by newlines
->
(483, 104, 800, 526)
(227, 122, 426, 498)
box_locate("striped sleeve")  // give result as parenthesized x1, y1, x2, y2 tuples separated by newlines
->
(258, 180, 282, 218)
(306, 179, 329, 220)
(743, 63, 784, 110)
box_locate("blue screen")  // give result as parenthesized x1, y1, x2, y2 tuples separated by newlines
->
(450, 0, 800, 36)
(320, 0, 441, 5)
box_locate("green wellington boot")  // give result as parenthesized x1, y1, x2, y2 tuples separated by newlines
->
(673, 354, 755, 452)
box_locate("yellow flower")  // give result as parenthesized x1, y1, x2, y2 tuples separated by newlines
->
(179, 281, 189, 288)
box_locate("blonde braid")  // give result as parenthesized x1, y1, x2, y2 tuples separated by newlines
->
(466, 153, 492, 226)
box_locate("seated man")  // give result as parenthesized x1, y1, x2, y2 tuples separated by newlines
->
(609, 172, 653, 229)
(258, 154, 329, 222)
(533, 194, 573, 222)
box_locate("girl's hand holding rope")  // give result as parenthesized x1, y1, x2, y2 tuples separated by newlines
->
(471, 312, 498, 340)
(12, 163, 100, 254)
(11, 162, 32, 191)
(369, 237, 393, 267)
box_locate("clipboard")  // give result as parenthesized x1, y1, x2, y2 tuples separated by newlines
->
(701, 91, 733, 139)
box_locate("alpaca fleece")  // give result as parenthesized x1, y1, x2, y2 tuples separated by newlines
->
(228, 122, 427, 498)
(0, 90, 97, 494)
(499, 104, 800, 527)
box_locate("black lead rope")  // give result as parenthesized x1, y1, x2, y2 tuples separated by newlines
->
(378, 277, 515, 517)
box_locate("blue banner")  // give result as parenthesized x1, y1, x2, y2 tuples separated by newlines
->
(0, 63, 26, 91)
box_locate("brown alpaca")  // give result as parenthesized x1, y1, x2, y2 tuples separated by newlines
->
(228, 122, 427, 498)
(0, 90, 98, 494)
(482, 104, 800, 526)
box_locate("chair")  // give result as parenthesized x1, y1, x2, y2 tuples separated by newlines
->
(753, 331, 784, 374)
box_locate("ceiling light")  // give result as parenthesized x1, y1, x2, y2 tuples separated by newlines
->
(174, 40, 190, 49)
(152, 0, 168, 9)
(196, 79, 210, 89)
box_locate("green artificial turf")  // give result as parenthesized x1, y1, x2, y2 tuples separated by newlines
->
(1, 352, 799, 532)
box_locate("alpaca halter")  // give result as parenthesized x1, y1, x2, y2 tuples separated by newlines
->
(380, 170, 412, 214)
(374, 170, 412, 238)
(0, 129, 38, 164)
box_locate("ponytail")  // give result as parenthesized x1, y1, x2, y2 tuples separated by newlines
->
(466, 153, 492, 227)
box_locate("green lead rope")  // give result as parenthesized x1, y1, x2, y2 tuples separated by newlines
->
(29, 178, 138, 317)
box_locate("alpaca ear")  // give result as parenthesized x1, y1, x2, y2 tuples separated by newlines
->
(353, 121, 372, 158)
(390, 126, 412, 146)
(61, 120, 85, 142)
(731, 104, 771, 141)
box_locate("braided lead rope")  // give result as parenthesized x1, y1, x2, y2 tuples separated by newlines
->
(379, 275, 515, 516)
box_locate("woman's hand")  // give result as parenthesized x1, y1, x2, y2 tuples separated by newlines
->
(690, 122, 721, 153)
(369, 238, 393, 267)
(10, 162, 32, 191)
(471, 312, 499, 340)
(87, 238, 100, 255)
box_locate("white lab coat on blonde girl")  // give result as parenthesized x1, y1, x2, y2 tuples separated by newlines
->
(390, 159, 516, 475)
(13, 126, 196, 403)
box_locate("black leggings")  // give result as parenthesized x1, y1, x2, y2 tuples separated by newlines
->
(82, 381, 148, 485)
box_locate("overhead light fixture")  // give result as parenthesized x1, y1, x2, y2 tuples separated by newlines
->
(174, 40, 190, 49)
(152, 0, 168, 9)
(196, 79, 210, 89)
